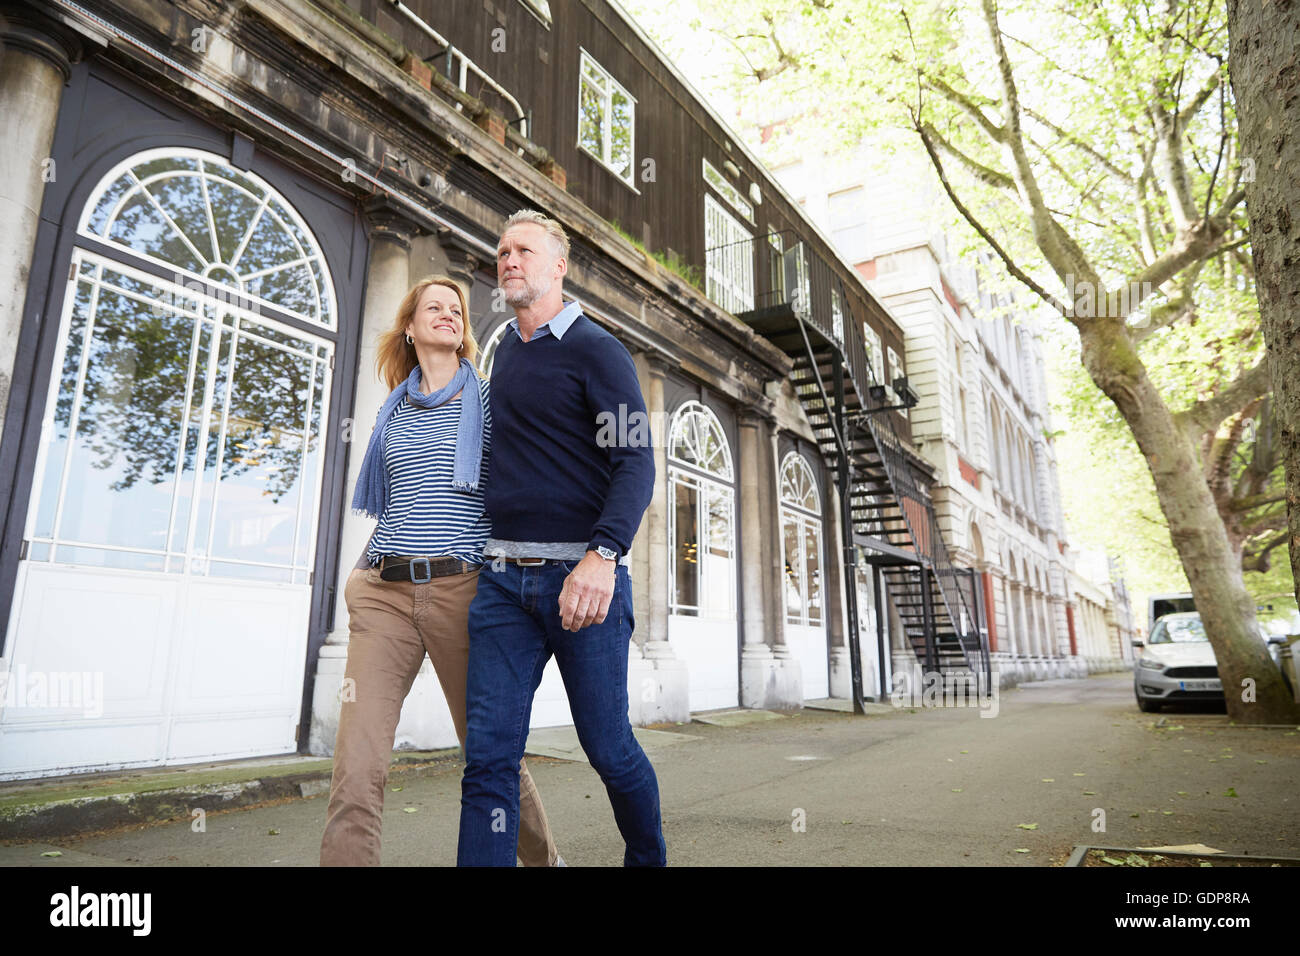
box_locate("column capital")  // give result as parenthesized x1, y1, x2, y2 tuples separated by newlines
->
(641, 350, 674, 377)
(363, 196, 423, 250)
(1, 2, 85, 82)
(737, 400, 777, 429)
(434, 226, 486, 288)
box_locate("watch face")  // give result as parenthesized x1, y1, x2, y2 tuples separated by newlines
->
(596, 547, 617, 561)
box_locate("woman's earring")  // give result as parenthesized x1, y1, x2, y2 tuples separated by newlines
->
(405, 333, 414, 345)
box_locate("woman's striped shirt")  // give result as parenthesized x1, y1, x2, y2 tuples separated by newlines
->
(366, 375, 492, 565)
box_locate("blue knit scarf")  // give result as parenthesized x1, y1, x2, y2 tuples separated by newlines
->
(351, 358, 484, 519)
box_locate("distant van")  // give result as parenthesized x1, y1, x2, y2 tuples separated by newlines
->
(1148, 592, 1195, 632)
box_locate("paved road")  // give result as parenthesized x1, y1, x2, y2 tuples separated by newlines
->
(4, 674, 1297, 866)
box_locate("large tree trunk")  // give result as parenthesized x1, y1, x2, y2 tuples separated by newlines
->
(1227, 0, 1300, 614)
(1079, 320, 1299, 722)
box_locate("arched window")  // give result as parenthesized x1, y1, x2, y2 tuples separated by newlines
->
(668, 402, 735, 617)
(27, 148, 337, 582)
(478, 321, 511, 378)
(779, 452, 822, 627)
(80, 148, 336, 328)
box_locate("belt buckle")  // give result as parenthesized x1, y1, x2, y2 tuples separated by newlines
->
(408, 557, 433, 583)
(515, 557, 547, 567)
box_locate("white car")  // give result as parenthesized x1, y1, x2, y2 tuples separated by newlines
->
(1133, 612, 1223, 713)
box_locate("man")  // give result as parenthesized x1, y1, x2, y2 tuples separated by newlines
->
(456, 209, 664, 866)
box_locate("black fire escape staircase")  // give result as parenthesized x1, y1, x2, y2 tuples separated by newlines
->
(710, 230, 991, 707)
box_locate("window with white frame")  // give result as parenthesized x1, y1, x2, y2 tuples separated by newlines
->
(668, 402, 735, 618)
(887, 345, 907, 419)
(863, 322, 884, 387)
(780, 452, 823, 627)
(704, 195, 754, 314)
(578, 51, 634, 185)
(767, 232, 785, 301)
(478, 321, 511, 378)
(517, 0, 551, 25)
(703, 158, 753, 223)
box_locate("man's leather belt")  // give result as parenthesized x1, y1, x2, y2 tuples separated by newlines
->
(379, 555, 474, 583)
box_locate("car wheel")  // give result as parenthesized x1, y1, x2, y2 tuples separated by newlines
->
(1136, 695, 1161, 713)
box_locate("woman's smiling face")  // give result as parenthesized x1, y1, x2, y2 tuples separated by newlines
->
(407, 282, 464, 352)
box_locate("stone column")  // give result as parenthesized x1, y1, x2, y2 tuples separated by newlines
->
(0, 5, 81, 445)
(308, 199, 421, 755)
(628, 353, 688, 724)
(739, 404, 801, 709)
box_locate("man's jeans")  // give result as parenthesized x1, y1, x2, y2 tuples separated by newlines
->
(457, 560, 666, 866)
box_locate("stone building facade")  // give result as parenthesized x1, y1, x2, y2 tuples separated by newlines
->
(0, 0, 947, 778)
(771, 152, 1134, 687)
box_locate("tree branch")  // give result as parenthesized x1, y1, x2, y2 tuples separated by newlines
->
(1243, 529, 1289, 573)
(912, 115, 1070, 316)
(921, 122, 1015, 189)
(1175, 358, 1273, 436)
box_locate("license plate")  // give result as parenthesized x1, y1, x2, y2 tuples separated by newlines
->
(1179, 679, 1221, 691)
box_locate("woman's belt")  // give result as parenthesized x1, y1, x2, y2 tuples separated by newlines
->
(378, 555, 476, 582)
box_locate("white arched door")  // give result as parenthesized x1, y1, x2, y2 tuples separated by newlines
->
(779, 453, 827, 699)
(1, 149, 337, 778)
(667, 402, 737, 711)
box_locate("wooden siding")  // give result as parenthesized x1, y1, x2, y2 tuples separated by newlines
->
(344, 0, 910, 439)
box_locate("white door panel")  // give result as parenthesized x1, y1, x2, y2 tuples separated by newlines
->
(669, 614, 738, 711)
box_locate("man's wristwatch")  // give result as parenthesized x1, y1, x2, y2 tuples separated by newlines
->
(593, 545, 618, 563)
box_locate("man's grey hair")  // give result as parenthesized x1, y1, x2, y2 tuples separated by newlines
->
(502, 209, 569, 260)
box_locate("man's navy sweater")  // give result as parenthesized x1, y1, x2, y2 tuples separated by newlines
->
(485, 311, 655, 557)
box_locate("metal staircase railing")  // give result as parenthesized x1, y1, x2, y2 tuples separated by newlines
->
(705, 229, 991, 700)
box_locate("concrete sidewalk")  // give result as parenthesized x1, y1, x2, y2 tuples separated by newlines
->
(2, 675, 1297, 866)
(0, 721, 713, 843)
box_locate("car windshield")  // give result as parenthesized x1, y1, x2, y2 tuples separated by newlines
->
(1149, 617, 1209, 644)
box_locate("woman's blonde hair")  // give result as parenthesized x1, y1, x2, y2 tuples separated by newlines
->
(376, 275, 481, 390)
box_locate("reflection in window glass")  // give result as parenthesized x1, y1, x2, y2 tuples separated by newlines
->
(783, 514, 803, 625)
(805, 522, 822, 625)
(80, 150, 335, 327)
(672, 478, 698, 614)
(577, 52, 635, 185)
(27, 255, 332, 583)
(54, 278, 193, 555)
(704, 483, 734, 615)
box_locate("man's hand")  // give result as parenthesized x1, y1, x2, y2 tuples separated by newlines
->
(558, 551, 616, 631)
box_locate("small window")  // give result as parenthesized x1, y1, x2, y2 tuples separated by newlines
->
(704, 196, 754, 314)
(863, 323, 884, 386)
(767, 232, 785, 301)
(578, 51, 635, 185)
(517, 0, 551, 26)
(703, 158, 753, 223)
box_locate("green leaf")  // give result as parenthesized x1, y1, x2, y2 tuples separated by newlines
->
(267, 828, 280, 836)
(1101, 855, 1126, 865)
(1014, 848, 1031, 854)
(40, 851, 62, 858)
(1224, 788, 1238, 798)
(402, 806, 419, 813)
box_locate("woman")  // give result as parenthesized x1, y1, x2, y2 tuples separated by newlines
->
(319, 275, 559, 867)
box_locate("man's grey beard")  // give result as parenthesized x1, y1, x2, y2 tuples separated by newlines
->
(501, 273, 553, 307)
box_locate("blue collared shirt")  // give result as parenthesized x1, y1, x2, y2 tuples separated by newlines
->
(506, 299, 583, 343)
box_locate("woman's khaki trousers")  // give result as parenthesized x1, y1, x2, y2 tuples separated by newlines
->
(320, 565, 557, 866)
